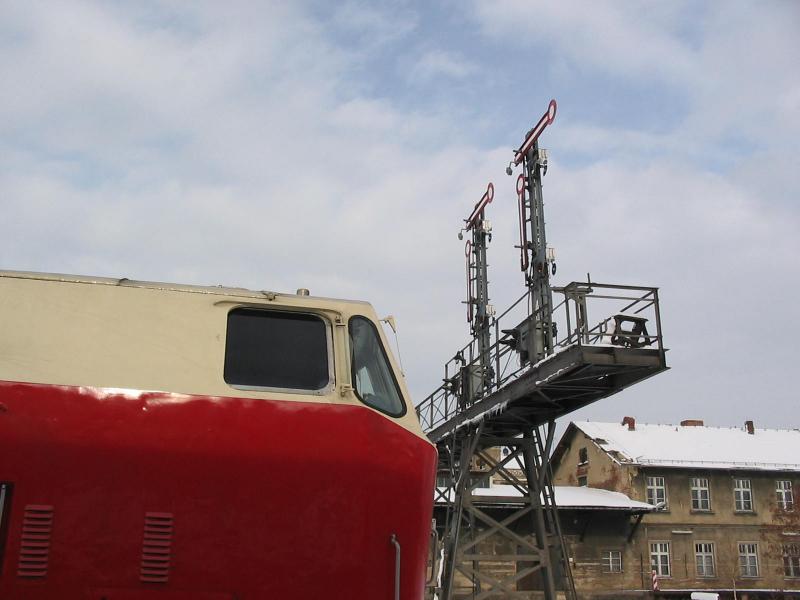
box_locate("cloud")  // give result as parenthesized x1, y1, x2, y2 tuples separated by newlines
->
(472, 0, 697, 84)
(409, 50, 476, 82)
(470, 0, 800, 154)
(330, 1, 418, 50)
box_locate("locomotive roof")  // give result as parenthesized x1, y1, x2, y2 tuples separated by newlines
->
(0, 270, 370, 307)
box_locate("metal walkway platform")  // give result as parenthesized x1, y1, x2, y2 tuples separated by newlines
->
(417, 281, 668, 442)
(425, 342, 665, 443)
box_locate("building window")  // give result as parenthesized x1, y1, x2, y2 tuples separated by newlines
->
(224, 309, 331, 391)
(469, 476, 490, 489)
(695, 542, 716, 577)
(784, 544, 800, 578)
(738, 542, 759, 577)
(646, 476, 667, 510)
(650, 542, 671, 577)
(602, 549, 622, 573)
(777, 480, 794, 511)
(577, 476, 588, 487)
(734, 479, 753, 512)
(578, 447, 588, 465)
(691, 477, 711, 511)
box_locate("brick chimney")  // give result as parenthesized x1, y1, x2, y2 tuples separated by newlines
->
(680, 419, 704, 427)
(621, 416, 636, 431)
(745, 420, 755, 435)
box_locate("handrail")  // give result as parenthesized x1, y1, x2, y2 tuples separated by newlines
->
(390, 534, 401, 600)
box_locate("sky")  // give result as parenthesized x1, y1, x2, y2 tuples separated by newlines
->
(2, 1, 799, 431)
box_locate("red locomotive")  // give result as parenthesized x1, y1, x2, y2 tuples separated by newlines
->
(0, 271, 436, 599)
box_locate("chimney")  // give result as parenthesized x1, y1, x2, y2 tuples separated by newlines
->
(621, 416, 636, 431)
(745, 420, 755, 435)
(680, 419, 704, 427)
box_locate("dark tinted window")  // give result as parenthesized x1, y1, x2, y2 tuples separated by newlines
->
(224, 309, 330, 391)
(349, 316, 405, 416)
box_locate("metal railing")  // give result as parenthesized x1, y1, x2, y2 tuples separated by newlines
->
(415, 282, 663, 433)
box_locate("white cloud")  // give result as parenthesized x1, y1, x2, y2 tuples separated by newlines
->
(470, 0, 800, 153)
(472, 0, 697, 84)
(331, 1, 417, 49)
(409, 49, 475, 82)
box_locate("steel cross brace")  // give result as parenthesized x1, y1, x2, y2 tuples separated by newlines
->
(435, 422, 575, 600)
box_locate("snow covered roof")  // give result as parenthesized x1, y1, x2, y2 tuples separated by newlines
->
(437, 485, 654, 511)
(550, 486, 653, 510)
(572, 421, 800, 472)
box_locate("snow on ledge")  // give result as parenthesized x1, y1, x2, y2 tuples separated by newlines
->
(436, 485, 655, 511)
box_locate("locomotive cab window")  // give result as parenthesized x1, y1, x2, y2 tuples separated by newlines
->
(349, 316, 406, 417)
(224, 308, 331, 392)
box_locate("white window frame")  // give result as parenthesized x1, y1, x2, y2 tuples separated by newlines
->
(691, 477, 711, 511)
(646, 476, 668, 510)
(734, 478, 753, 512)
(601, 549, 622, 573)
(784, 543, 800, 578)
(777, 480, 794, 511)
(738, 542, 760, 577)
(650, 541, 671, 577)
(695, 542, 716, 577)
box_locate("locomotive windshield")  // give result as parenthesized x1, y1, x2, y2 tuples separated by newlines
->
(348, 316, 405, 417)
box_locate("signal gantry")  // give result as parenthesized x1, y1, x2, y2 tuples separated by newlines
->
(418, 100, 668, 600)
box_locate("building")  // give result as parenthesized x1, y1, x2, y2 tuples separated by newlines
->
(432, 484, 655, 599)
(551, 418, 800, 600)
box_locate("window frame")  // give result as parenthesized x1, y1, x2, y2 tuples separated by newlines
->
(694, 541, 716, 578)
(469, 476, 491, 490)
(577, 475, 588, 487)
(650, 541, 671, 577)
(348, 315, 407, 418)
(601, 549, 623, 573)
(690, 477, 712, 511)
(646, 476, 668, 510)
(578, 447, 589, 465)
(738, 542, 760, 578)
(734, 478, 754, 513)
(223, 307, 335, 395)
(784, 543, 800, 578)
(777, 480, 795, 511)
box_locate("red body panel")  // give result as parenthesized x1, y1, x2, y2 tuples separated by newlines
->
(0, 380, 437, 599)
